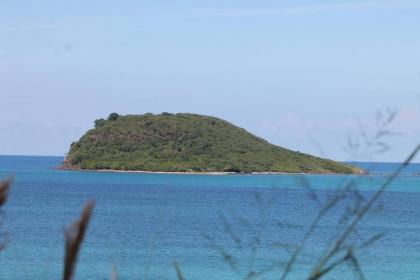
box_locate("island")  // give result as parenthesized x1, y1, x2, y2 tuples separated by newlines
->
(61, 113, 363, 174)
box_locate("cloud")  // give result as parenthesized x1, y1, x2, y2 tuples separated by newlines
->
(203, 1, 393, 17)
(393, 108, 420, 131)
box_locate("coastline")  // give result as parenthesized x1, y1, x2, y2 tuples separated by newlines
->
(58, 166, 365, 176)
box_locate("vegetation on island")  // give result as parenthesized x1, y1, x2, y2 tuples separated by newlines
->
(62, 113, 362, 174)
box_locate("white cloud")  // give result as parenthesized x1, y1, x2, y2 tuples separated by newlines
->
(395, 108, 420, 126)
(255, 109, 420, 162)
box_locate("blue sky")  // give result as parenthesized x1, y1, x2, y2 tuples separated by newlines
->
(0, 0, 419, 162)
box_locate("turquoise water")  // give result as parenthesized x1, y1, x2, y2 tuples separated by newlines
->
(0, 156, 419, 279)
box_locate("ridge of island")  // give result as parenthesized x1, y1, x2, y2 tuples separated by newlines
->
(61, 113, 363, 174)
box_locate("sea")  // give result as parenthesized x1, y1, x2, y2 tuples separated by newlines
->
(0, 155, 419, 280)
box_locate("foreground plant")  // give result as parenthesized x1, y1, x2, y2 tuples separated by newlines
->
(63, 200, 95, 280)
(207, 110, 419, 279)
(0, 177, 11, 252)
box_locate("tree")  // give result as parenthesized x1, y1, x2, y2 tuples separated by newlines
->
(108, 113, 120, 121)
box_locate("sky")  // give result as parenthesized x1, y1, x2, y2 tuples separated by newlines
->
(0, 0, 419, 162)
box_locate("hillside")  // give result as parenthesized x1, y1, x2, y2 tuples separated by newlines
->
(62, 113, 362, 174)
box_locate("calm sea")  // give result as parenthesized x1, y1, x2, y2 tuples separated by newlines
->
(0, 156, 419, 280)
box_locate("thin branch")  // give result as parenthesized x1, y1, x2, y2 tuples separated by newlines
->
(308, 144, 420, 279)
(309, 250, 352, 280)
(173, 262, 185, 280)
(349, 253, 366, 280)
(280, 180, 353, 279)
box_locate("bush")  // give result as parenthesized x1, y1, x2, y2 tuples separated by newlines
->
(94, 119, 106, 128)
(108, 113, 120, 121)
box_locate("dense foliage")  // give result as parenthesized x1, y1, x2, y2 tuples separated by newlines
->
(63, 113, 361, 173)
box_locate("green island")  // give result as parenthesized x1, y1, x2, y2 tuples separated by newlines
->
(62, 113, 363, 174)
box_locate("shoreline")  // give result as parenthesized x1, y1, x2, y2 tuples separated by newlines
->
(58, 166, 365, 176)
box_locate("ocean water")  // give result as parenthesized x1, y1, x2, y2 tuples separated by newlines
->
(0, 156, 419, 279)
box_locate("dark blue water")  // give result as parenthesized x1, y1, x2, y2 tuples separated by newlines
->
(0, 156, 419, 279)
